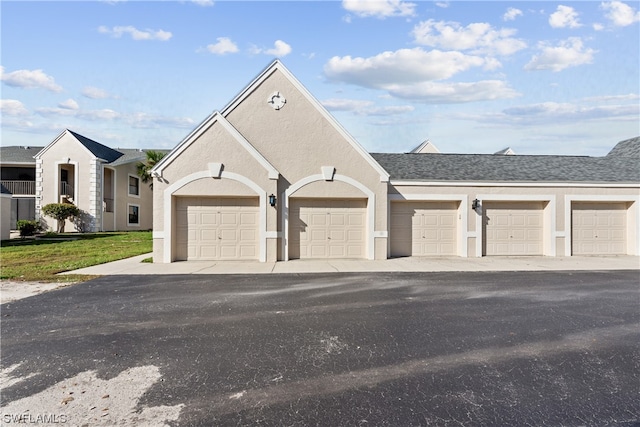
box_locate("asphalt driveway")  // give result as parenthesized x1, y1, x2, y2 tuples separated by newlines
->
(1, 271, 639, 426)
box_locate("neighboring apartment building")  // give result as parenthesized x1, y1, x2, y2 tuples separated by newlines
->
(0, 129, 159, 234)
(151, 60, 639, 263)
(0, 145, 40, 229)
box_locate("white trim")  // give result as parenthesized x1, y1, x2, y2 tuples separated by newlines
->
(162, 170, 267, 263)
(266, 231, 281, 239)
(564, 194, 640, 256)
(220, 60, 390, 183)
(127, 203, 141, 227)
(475, 194, 556, 258)
(34, 129, 99, 161)
(127, 174, 141, 198)
(152, 112, 279, 180)
(387, 194, 468, 257)
(283, 173, 376, 261)
(391, 180, 639, 188)
(153, 231, 165, 239)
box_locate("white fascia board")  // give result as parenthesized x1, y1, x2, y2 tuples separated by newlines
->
(221, 60, 390, 183)
(0, 161, 37, 166)
(152, 112, 280, 180)
(151, 111, 218, 174)
(33, 129, 67, 159)
(34, 129, 99, 161)
(390, 180, 640, 188)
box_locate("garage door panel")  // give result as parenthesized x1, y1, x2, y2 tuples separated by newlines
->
(290, 199, 366, 259)
(390, 201, 458, 257)
(484, 202, 544, 256)
(572, 203, 627, 255)
(175, 197, 259, 261)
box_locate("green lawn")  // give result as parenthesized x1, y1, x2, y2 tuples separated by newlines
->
(0, 231, 152, 282)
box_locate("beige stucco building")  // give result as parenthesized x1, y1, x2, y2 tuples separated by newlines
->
(151, 60, 640, 263)
(35, 130, 155, 232)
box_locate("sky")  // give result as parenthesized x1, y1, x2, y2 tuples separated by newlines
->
(1, 0, 639, 156)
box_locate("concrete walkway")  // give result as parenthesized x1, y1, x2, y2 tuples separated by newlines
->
(62, 254, 640, 276)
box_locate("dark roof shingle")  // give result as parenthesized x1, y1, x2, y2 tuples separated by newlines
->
(67, 130, 124, 163)
(371, 152, 639, 183)
(607, 136, 640, 158)
(0, 146, 43, 164)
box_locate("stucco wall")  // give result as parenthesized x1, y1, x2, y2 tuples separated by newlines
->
(154, 66, 390, 262)
(0, 194, 11, 240)
(389, 183, 640, 257)
(224, 68, 389, 260)
(37, 134, 94, 232)
(112, 162, 153, 231)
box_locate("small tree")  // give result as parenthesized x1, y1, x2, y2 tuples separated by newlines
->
(41, 203, 80, 233)
(136, 150, 166, 189)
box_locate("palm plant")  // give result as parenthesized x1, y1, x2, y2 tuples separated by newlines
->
(136, 150, 166, 189)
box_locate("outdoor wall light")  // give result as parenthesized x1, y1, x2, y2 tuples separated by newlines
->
(472, 199, 480, 210)
(269, 194, 277, 207)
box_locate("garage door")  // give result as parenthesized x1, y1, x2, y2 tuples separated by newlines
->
(175, 197, 259, 261)
(484, 202, 544, 256)
(572, 202, 627, 255)
(390, 201, 458, 257)
(289, 199, 366, 259)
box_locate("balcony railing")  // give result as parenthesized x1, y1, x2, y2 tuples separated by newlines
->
(0, 180, 35, 195)
(60, 181, 74, 197)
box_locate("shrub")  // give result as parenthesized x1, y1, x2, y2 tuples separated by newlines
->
(16, 220, 41, 238)
(41, 203, 80, 233)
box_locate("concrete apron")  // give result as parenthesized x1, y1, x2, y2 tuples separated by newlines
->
(61, 254, 640, 276)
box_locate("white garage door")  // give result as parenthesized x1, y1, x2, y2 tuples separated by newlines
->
(289, 199, 366, 259)
(484, 202, 544, 256)
(572, 202, 627, 255)
(175, 197, 259, 261)
(390, 201, 458, 257)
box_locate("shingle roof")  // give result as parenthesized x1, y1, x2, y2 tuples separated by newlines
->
(108, 148, 170, 166)
(67, 130, 124, 163)
(0, 146, 43, 164)
(371, 152, 639, 183)
(607, 136, 640, 158)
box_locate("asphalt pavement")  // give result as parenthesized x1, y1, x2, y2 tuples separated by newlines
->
(1, 271, 639, 426)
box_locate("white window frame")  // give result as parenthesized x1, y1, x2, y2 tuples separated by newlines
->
(127, 203, 140, 227)
(128, 174, 140, 198)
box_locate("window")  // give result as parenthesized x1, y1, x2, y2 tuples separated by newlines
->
(128, 175, 140, 196)
(128, 204, 140, 226)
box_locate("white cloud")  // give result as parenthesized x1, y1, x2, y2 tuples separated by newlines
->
(435, 2, 449, 8)
(342, 0, 416, 18)
(549, 5, 582, 28)
(265, 40, 292, 57)
(124, 112, 195, 128)
(503, 7, 523, 21)
(252, 40, 292, 57)
(593, 22, 605, 30)
(385, 80, 520, 103)
(191, 0, 214, 6)
(0, 66, 63, 92)
(601, 1, 640, 26)
(201, 37, 238, 55)
(412, 20, 527, 56)
(82, 86, 115, 99)
(524, 37, 596, 72)
(98, 25, 172, 41)
(322, 98, 374, 111)
(58, 99, 79, 110)
(1, 99, 29, 116)
(501, 101, 639, 123)
(322, 98, 414, 115)
(324, 48, 490, 87)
